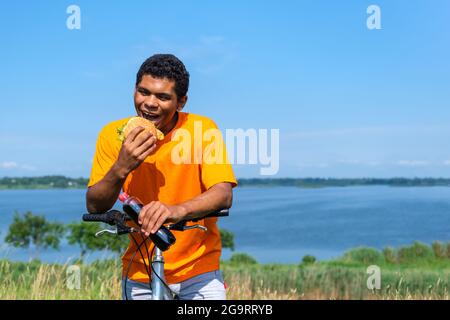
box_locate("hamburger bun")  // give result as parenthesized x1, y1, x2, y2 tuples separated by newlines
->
(117, 117, 165, 142)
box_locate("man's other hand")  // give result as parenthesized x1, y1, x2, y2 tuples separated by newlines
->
(138, 201, 185, 235)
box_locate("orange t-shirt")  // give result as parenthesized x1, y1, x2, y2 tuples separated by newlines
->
(88, 112, 237, 284)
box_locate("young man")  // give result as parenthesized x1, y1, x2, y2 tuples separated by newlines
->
(86, 54, 237, 300)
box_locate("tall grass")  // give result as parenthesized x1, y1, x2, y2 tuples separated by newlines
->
(1, 241, 449, 300)
(0, 259, 122, 300)
(224, 242, 450, 299)
(223, 262, 449, 299)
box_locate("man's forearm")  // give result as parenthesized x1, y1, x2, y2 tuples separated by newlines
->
(177, 183, 233, 221)
(86, 163, 128, 213)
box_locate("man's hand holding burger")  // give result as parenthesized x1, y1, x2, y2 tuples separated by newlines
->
(113, 126, 157, 178)
(113, 116, 165, 178)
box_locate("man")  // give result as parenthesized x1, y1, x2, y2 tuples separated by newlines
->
(86, 54, 237, 300)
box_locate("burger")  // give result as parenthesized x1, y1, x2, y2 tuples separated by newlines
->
(117, 117, 165, 142)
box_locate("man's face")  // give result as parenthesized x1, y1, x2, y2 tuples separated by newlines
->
(134, 74, 187, 134)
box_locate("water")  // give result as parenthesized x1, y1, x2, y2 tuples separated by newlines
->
(0, 186, 449, 264)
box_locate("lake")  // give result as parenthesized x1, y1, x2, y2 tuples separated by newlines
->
(0, 186, 449, 264)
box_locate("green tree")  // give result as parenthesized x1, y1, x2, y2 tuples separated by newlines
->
(397, 241, 434, 263)
(301, 255, 317, 265)
(67, 221, 129, 259)
(229, 252, 258, 265)
(219, 228, 235, 251)
(4, 211, 65, 259)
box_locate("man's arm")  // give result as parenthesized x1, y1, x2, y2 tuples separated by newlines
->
(86, 126, 157, 213)
(86, 163, 128, 213)
(138, 182, 233, 236)
(178, 182, 233, 220)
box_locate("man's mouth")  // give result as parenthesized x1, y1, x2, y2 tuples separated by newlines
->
(140, 111, 161, 125)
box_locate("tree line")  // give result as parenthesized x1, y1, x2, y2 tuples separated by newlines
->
(0, 176, 89, 189)
(238, 177, 450, 187)
(2, 176, 450, 189)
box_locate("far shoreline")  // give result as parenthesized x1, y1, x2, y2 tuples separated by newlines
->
(1, 184, 450, 191)
(2, 176, 450, 190)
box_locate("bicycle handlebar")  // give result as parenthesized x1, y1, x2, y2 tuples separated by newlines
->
(82, 208, 229, 251)
(82, 208, 229, 225)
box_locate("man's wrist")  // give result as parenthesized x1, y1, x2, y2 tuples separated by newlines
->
(176, 203, 190, 220)
(111, 162, 129, 180)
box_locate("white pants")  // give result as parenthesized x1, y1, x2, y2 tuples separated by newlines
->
(122, 270, 226, 300)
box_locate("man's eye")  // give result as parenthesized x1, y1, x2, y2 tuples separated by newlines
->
(158, 96, 170, 101)
(139, 89, 149, 96)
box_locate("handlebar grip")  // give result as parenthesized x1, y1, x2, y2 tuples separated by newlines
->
(82, 213, 110, 223)
(82, 211, 119, 225)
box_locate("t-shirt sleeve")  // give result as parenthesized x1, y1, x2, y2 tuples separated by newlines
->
(200, 119, 238, 190)
(88, 127, 119, 187)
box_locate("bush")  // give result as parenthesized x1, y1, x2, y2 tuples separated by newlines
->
(432, 241, 446, 259)
(343, 247, 384, 265)
(301, 255, 316, 265)
(397, 241, 434, 263)
(229, 253, 258, 265)
(219, 229, 235, 251)
(446, 242, 450, 259)
(383, 247, 397, 263)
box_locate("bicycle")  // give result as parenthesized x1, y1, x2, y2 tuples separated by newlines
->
(82, 207, 229, 300)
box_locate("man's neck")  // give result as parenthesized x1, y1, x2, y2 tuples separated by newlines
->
(162, 111, 179, 135)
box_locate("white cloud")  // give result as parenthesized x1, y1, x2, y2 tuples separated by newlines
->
(297, 163, 329, 168)
(396, 160, 430, 167)
(0, 161, 36, 171)
(337, 160, 361, 165)
(333, 160, 384, 167)
(298, 161, 384, 168)
(443, 160, 450, 166)
(0, 161, 18, 169)
(20, 165, 37, 171)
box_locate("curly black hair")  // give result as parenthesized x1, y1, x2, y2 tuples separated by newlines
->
(136, 54, 190, 99)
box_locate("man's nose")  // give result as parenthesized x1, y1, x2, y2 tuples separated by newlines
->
(144, 94, 159, 109)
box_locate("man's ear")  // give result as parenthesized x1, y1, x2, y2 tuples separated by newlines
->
(177, 95, 188, 111)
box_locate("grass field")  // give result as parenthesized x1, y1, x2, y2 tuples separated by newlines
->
(1, 242, 449, 300)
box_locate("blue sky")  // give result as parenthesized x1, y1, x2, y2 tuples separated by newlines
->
(1, 0, 449, 178)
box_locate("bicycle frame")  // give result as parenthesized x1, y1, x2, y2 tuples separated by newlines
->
(150, 246, 174, 300)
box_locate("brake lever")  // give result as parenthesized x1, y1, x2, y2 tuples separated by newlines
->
(95, 225, 138, 237)
(95, 228, 117, 237)
(168, 222, 207, 232)
(184, 224, 207, 231)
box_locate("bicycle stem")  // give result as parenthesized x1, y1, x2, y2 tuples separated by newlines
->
(151, 247, 170, 300)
